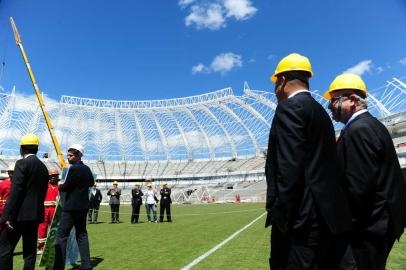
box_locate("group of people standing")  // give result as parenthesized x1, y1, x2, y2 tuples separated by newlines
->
(265, 53, 406, 270)
(88, 181, 172, 224)
(0, 138, 94, 270)
(0, 136, 94, 270)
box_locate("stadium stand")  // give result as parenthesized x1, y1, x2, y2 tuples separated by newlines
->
(0, 78, 405, 203)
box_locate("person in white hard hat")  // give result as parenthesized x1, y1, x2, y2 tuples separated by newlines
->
(53, 144, 94, 270)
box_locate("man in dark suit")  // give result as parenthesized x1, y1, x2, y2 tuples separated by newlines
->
(159, 182, 172, 222)
(0, 134, 48, 270)
(265, 53, 353, 269)
(53, 144, 94, 270)
(325, 73, 406, 270)
(131, 182, 143, 224)
(88, 183, 102, 224)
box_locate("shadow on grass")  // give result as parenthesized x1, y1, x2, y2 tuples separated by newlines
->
(67, 256, 104, 269)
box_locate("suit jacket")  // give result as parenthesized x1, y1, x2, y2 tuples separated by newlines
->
(107, 188, 121, 205)
(89, 188, 102, 209)
(337, 112, 406, 238)
(59, 161, 94, 211)
(265, 92, 352, 235)
(1, 155, 48, 223)
(131, 188, 144, 205)
(160, 187, 172, 204)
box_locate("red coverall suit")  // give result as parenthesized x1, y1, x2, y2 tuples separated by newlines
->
(0, 178, 11, 217)
(37, 182, 59, 250)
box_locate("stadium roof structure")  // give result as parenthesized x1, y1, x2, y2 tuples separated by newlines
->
(0, 78, 405, 161)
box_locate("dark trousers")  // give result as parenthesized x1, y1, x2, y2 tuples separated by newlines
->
(0, 221, 38, 270)
(351, 232, 396, 270)
(131, 204, 141, 223)
(53, 210, 91, 270)
(88, 206, 100, 223)
(269, 225, 352, 270)
(159, 202, 172, 222)
(110, 204, 120, 223)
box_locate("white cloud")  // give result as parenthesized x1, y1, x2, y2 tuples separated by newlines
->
(192, 63, 209, 74)
(343, 60, 373, 76)
(178, 0, 196, 8)
(211, 52, 242, 74)
(400, 58, 406, 66)
(180, 0, 258, 30)
(193, 52, 243, 75)
(185, 4, 226, 30)
(224, 0, 257, 20)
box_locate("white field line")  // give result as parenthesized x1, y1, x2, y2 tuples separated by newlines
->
(180, 211, 267, 270)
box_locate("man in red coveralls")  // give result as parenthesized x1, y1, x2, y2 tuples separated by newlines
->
(0, 164, 14, 217)
(37, 168, 60, 254)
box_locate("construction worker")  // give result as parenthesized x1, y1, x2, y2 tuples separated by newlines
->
(0, 134, 49, 270)
(145, 183, 158, 223)
(0, 164, 14, 217)
(159, 182, 172, 222)
(131, 182, 143, 224)
(37, 168, 60, 254)
(53, 144, 94, 270)
(265, 54, 353, 269)
(325, 74, 406, 270)
(107, 181, 121, 223)
(88, 182, 102, 224)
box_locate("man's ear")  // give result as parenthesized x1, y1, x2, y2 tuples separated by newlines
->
(349, 94, 359, 109)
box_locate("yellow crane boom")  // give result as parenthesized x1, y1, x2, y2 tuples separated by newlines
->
(10, 17, 67, 168)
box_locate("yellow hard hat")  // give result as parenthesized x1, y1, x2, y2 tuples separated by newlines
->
(163, 182, 168, 186)
(135, 182, 141, 186)
(20, 133, 39, 146)
(113, 181, 118, 185)
(270, 53, 313, 83)
(48, 168, 59, 176)
(323, 73, 367, 100)
(147, 183, 152, 187)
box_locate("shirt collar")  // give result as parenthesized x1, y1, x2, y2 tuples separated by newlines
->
(343, 109, 368, 129)
(288, 89, 309, 99)
(24, 154, 35, 159)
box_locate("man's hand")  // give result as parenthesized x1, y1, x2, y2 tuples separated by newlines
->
(4, 220, 14, 231)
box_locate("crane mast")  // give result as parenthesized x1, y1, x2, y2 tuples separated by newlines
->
(10, 17, 67, 168)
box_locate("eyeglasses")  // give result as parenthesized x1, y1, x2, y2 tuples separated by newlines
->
(330, 95, 350, 104)
(67, 153, 76, 157)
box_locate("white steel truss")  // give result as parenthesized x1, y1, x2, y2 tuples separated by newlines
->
(0, 79, 405, 160)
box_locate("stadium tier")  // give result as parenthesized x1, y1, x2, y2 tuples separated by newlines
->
(0, 79, 406, 182)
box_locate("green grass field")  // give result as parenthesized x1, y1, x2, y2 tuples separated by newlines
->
(12, 203, 406, 269)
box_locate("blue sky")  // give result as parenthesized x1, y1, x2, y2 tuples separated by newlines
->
(0, 0, 406, 101)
